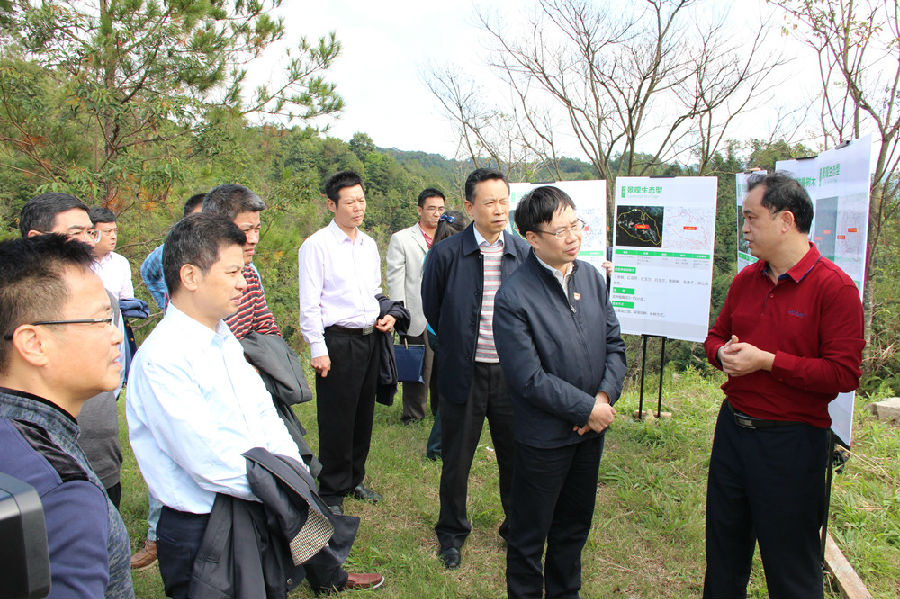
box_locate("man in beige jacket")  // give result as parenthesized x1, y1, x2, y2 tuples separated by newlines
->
(386, 188, 445, 424)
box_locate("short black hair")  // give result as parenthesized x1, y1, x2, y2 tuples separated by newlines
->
(417, 187, 446, 208)
(324, 171, 364, 203)
(514, 185, 576, 236)
(747, 172, 814, 233)
(162, 213, 246, 295)
(464, 168, 508, 205)
(433, 211, 469, 246)
(88, 207, 117, 225)
(19, 193, 89, 237)
(203, 184, 266, 221)
(183, 193, 206, 217)
(0, 235, 95, 371)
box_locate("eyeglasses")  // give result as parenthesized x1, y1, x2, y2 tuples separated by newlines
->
(424, 206, 446, 213)
(439, 213, 456, 223)
(3, 318, 114, 340)
(537, 219, 587, 240)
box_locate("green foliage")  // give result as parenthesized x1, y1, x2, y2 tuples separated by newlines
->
(0, 0, 341, 207)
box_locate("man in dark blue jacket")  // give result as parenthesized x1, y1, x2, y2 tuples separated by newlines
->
(421, 168, 531, 569)
(493, 186, 626, 599)
(0, 235, 133, 599)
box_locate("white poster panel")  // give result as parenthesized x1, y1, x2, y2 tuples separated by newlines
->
(610, 177, 718, 342)
(776, 136, 873, 445)
(735, 171, 766, 272)
(508, 181, 608, 273)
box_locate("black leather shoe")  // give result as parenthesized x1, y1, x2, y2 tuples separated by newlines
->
(438, 546, 461, 570)
(350, 484, 383, 503)
(328, 504, 343, 516)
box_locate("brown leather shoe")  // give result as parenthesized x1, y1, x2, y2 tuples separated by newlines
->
(130, 539, 157, 570)
(344, 572, 384, 590)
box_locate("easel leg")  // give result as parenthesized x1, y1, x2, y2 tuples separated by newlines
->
(821, 430, 836, 563)
(638, 335, 648, 420)
(657, 337, 666, 418)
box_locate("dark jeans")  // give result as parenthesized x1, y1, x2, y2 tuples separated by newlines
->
(157, 507, 210, 599)
(506, 437, 604, 599)
(703, 400, 829, 599)
(316, 329, 380, 507)
(400, 333, 439, 423)
(435, 362, 515, 550)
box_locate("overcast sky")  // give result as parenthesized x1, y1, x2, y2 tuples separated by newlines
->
(247, 0, 813, 160)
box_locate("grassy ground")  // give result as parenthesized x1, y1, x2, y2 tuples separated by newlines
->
(117, 368, 900, 598)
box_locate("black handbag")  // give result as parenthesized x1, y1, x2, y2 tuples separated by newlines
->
(394, 335, 426, 383)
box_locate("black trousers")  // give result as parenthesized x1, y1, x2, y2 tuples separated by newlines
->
(157, 506, 348, 598)
(157, 507, 210, 599)
(506, 437, 604, 599)
(703, 400, 829, 599)
(316, 329, 380, 506)
(435, 361, 515, 549)
(105, 482, 121, 510)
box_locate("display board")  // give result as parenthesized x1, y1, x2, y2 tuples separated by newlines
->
(735, 170, 766, 272)
(609, 177, 718, 342)
(508, 180, 608, 274)
(776, 136, 873, 445)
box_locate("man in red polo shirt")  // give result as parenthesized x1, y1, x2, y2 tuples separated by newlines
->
(703, 172, 864, 599)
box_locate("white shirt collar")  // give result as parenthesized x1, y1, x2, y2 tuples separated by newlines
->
(165, 300, 231, 344)
(327, 218, 364, 245)
(534, 253, 572, 291)
(473, 226, 505, 248)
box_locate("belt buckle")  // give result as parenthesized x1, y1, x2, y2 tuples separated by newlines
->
(735, 415, 756, 429)
(362, 325, 374, 336)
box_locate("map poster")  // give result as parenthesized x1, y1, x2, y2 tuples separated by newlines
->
(508, 180, 608, 274)
(776, 136, 873, 445)
(735, 170, 767, 272)
(610, 176, 718, 342)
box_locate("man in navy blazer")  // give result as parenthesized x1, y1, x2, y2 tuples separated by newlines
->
(493, 186, 626, 599)
(421, 168, 531, 569)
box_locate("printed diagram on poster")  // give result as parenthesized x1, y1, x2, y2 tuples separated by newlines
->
(508, 180, 608, 274)
(777, 137, 871, 293)
(775, 136, 872, 445)
(610, 177, 718, 343)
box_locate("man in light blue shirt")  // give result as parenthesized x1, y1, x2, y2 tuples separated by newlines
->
(127, 213, 383, 597)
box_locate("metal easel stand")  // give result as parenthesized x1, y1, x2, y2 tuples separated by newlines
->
(637, 334, 667, 420)
(821, 429, 837, 563)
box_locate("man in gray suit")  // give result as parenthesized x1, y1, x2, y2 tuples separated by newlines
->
(386, 187, 445, 424)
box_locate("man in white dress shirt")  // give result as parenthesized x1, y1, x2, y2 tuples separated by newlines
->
(386, 187, 445, 425)
(127, 213, 383, 597)
(298, 171, 395, 513)
(88, 207, 134, 300)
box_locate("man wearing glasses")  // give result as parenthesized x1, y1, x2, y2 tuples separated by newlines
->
(493, 186, 626, 599)
(19, 193, 129, 511)
(0, 234, 134, 599)
(386, 187, 446, 425)
(421, 168, 531, 569)
(88, 207, 135, 301)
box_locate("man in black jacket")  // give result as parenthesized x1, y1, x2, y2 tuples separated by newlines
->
(421, 168, 531, 569)
(493, 186, 626, 599)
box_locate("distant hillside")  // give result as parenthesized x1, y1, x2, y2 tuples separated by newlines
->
(379, 147, 602, 192)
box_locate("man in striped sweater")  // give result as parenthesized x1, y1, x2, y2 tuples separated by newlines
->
(421, 168, 531, 570)
(202, 184, 280, 340)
